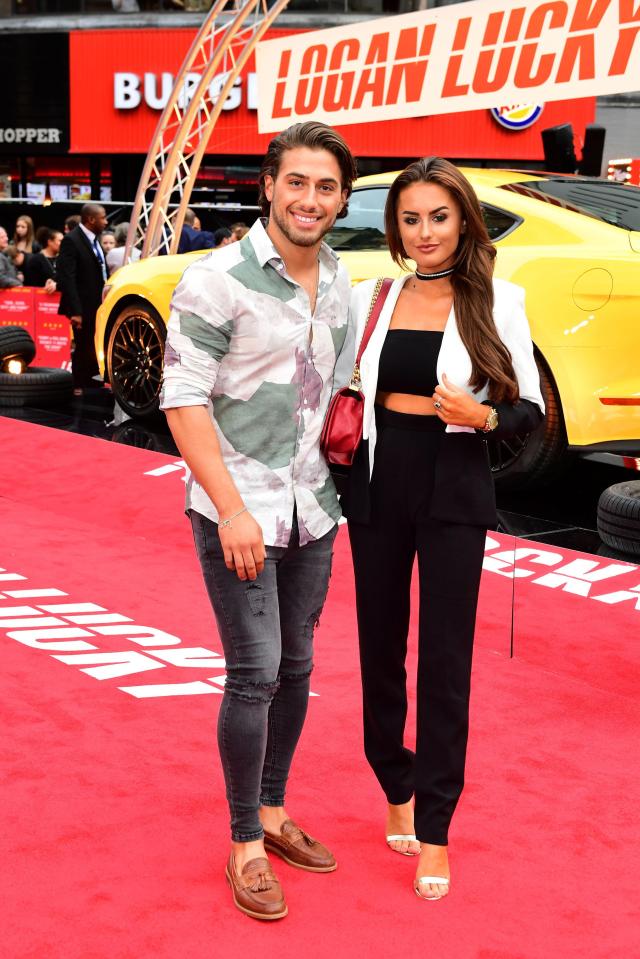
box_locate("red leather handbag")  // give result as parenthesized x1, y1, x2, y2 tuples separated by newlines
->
(321, 277, 393, 467)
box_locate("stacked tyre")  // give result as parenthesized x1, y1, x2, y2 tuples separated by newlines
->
(597, 481, 640, 558)
(0, 325, 73, 408)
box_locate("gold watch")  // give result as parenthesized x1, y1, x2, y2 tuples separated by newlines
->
(481, 407, 499, 433)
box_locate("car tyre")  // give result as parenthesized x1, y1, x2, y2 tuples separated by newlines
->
(0, 325, 37, 367)
(488, 357, 567, 490)
(0, 367, 73, 407)
(106, 302, 166, 419)
(597, 480, 640, 557)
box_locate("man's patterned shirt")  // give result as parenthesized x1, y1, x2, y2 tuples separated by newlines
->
(160, 218, 351, 547)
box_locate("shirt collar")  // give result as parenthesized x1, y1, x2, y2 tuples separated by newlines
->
(248, 217, 339, 279)
(79, 222, 97, 244)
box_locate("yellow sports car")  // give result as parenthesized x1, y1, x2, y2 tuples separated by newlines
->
(96, 169, 640, 487)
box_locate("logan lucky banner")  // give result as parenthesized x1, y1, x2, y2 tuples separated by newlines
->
(256, 0, 640, 132)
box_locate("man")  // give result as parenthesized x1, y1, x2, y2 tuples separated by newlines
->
(0, 226, 21, 288)
(230, 221, 250, 241)
(57, 203, 108, 394)
(177, 207, 216, 254)
(161, 122, 357, 920)
(212, 226, 233, 249)
(64, 214, 81, 234)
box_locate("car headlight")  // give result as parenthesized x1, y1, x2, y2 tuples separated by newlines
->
(102, 284, 113, 303)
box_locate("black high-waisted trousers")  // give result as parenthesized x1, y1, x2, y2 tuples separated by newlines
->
(347, 406, 487, 846)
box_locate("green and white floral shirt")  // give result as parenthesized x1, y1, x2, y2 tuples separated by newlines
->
(160, 218, 351, 546)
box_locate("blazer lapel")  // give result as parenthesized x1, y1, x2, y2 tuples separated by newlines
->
(75, 227, 103, 277)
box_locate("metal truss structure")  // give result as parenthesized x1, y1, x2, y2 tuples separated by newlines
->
(125, 0, 290, 261)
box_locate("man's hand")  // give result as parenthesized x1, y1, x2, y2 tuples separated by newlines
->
(70, 315, 82, 329)
(433, 373, 487, 428)
(218, 511, 265, 581)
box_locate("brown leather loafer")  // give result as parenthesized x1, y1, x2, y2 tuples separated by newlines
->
(225, 854, 287, 920)
(263, 819, 337, 873)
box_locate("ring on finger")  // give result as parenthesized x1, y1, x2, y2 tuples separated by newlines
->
(434, 400, 442, 410)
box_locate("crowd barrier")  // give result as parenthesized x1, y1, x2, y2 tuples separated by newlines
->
(0, 288, 71, 369)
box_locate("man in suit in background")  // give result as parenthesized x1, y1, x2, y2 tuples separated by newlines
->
(177, 207, 216, 254)
(57, 203, 108, 395)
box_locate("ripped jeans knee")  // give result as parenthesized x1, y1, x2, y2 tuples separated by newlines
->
(224, 674, 280, 704)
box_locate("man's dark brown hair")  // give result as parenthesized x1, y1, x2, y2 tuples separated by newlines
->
(258, 122, 357, 219)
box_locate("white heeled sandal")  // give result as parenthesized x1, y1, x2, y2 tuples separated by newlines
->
(386, 834, 421, 856)
(414, 875, 450, 900)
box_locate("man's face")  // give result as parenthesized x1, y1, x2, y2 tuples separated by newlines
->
(0, 228, 8, 251)
(88, 207, 108, 236)
(264, 146, 348, 249)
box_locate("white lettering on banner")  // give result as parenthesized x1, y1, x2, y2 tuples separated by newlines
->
(0, 565, 302, 699)
(482, 546, 563, 578)
(592, 584, 640, 609)
(144, 460, 187, 482)
(114, 72, 141, 109)
(0, 127, 64, 145)
(531, 558, 633, 596)
(114, 71, 251, 112)
(255, 0, 640, 132)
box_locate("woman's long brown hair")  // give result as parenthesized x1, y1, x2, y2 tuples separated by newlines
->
(385, 157, 519, 404)
(14, 215, 36, 253)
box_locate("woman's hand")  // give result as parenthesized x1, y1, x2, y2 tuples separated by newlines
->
(44, 279, 57, 294)
(433, 373, 488, 429)
(218, 510, 266, 582)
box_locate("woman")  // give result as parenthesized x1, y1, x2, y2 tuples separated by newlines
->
(105, 222, 140, 276)
(23, 228, 62, 292)
(100, 229, 116, 258)
(344, 158, 544, 901)
(13, 215, 40, 254)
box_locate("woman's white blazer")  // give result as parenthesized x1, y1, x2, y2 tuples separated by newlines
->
(334, 273, 545, 526)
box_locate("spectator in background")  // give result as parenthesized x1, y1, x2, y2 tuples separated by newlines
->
(13, 215, 41, 253)
(213, 227, 233, 249)
(230, 221, 249, 241)
(105, 222, 140, 276)
(4, 244, 25, 284)
(57, 203, 109, 395)
(64, 214, 81, 234)
(35, 225, 50, 249)
(177, 207, 215, 254)
(0, 225, 21, 288)
(23, 228, 62, 293)
(101, 229, 116, 257)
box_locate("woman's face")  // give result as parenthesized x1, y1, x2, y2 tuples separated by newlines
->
(101, 233, 116, 253)
(16, 219, 28, 239)
(396, 181, 464, 274)
(49, 232, 63, 254)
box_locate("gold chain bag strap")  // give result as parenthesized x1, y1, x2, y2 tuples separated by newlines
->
(320, 278, 393, 467)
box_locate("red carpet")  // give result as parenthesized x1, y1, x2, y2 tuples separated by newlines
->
(1, 417, 639, 959)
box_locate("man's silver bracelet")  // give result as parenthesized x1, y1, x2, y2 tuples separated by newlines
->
(218, 506, 247, 530)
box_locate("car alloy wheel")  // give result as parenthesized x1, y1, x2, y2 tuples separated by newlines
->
(487, 357, 567, 490)
(107, 303, 166, 419)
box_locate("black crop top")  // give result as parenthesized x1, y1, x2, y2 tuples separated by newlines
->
(377, 329, 444, 397)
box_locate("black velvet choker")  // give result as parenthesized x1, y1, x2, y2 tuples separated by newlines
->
(414, 267, 455, 281)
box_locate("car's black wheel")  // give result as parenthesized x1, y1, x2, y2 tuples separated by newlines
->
(106, 302, 166, 419)
(488, 356, 567, 490)
(0, 325, 36, 366)
(0, 367, 73, 407)
(597, 480, 640, 557)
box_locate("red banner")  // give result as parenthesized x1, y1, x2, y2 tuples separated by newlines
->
(0, 288, 36, 339)
(69, 28, 594, 160)
(33, 290, 71, 369)
(0, 289, 70, 369)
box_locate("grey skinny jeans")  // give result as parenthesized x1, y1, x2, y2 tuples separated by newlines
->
(190, 509, 337, 842)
